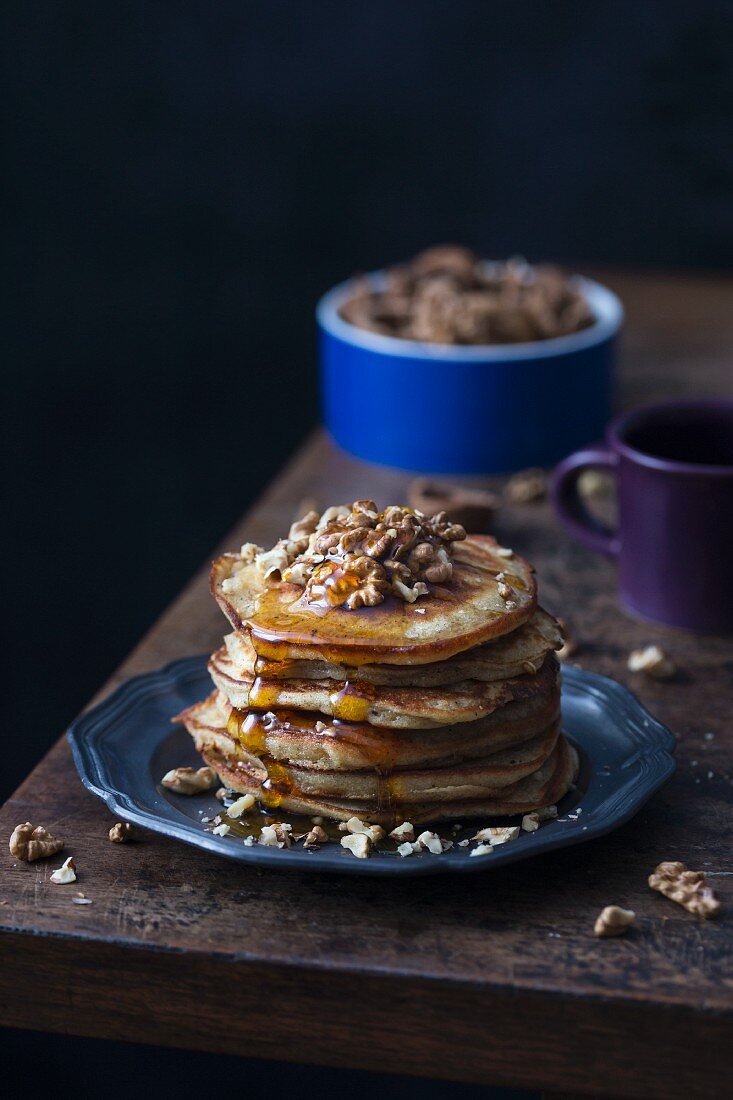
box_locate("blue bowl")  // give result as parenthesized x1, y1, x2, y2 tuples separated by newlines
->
(317, 273, 623, 474)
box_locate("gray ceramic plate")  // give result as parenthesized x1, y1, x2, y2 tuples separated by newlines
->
(67, 657, 676, 877)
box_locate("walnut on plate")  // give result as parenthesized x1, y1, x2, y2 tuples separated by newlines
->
(160, 766, 217, 794)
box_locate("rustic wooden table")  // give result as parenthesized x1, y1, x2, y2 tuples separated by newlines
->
(2, 271, 732, 1099)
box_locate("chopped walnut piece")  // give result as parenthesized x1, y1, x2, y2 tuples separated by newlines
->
(215, 787, 231, 803)
(9, 822, 64, 862)
(346, 817, 385, 843)
(470, 843, 493, 857)
(278, 500, 466, 611)
(556, 619, 578, 661)
(227, 794, 255, 818)
(389, 821, 415, 843)
(627, 645, 676, 681)
(108, 822, 135, 844)
(268, 823, 293, 848)
(161, 766, 217, 794)
(258, 825, 280, 847)
(594, 905, 636, 937)
(341, 832, 372, 859)
(416, 830, 452, 854)
(212, 823, 231, 837)
(536, 805, 558, 822)
(505, 468, 547, 504)
(303, 825, 328, 849)
(521, 813, 540, 833)
(396, 841, 416, 858)
(648, 861, 721, 918)
(50, 857, 77, 885)
(472, 826, 520, 845)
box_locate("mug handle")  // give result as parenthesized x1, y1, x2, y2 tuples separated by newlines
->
(550, 445, 621, 558)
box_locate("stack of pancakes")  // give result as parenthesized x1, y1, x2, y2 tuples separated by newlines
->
(178, 502, 577, 826)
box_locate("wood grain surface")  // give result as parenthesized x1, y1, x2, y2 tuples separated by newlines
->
(2, 270, 733, 1098)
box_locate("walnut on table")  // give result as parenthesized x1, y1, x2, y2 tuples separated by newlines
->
(50, 857, 77, 885)
(594, 905, 636, 937)
(108, 822, 135, 843)
(9, 822, 64, 862)
(505, 468, 547, 504)
(627, 645, 676, 681)
(648, 861, 721, 918)
(161, 766, 217, 794)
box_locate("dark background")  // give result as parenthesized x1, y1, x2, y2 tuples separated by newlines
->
(3, 2, 732, 1096)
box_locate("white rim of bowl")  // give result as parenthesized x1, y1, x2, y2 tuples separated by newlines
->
(316, 272, 624, 361)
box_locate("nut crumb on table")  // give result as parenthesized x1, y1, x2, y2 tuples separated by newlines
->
(627, 645, 677, 681)
(594, 905, 635, 937)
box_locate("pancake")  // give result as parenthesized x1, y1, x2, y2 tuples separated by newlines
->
(222, 606, 561, 687)
(177, 687, 561, 772)
(209, 646, 559, 729)
(200, 735, 579, 826)
(212, 534, 537, 666)
(195, 723, 559, 802)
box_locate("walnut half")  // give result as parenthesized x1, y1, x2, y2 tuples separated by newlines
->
(9, 822, 64, 862)
(648, 861, 721, 918)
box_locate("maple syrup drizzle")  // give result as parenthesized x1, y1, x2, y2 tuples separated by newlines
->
(328, 680, 375, 723)
(227, 686, 404, 820)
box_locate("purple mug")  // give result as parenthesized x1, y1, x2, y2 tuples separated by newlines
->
(551, 399, 733, 633)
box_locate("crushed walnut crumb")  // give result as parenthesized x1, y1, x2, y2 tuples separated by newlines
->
(250, 501, 466, 611)
(627, 645, 676, 681)
(594, 905, 636, 937)
(303, 825, 329, 849)
(50, 857, 77, 885)
(389, 821, 415, 843)
(472, 826, 520, 846)
(341, 832, 372, 859)
(108, 822, 135, 843)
